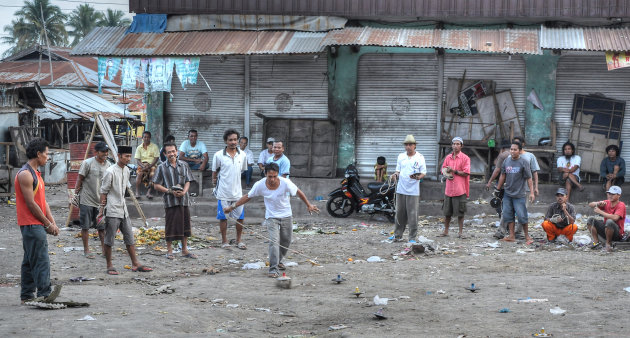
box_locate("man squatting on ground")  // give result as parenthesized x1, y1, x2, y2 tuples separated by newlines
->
(439, 137, 470, 238)
(496, 141, 536, 244)
(224, 163, 319, 278)
(541, 188, 578, 243)
(99, 146, 152, 275)
(587, 185, 626, 252)
(16, 138, 60, 303)
(390, 135, 426, 243)
(73, 141, 110, 259)
(152, 142, 197, 259)
(212, 129, 248, 249)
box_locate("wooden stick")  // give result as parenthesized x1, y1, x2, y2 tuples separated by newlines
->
(65, 118, 97, 227)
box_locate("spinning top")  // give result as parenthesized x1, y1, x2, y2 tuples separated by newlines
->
(352, 286, 363, 298)
(373, 308, 387, 320)
(532, 327, 553, 337)
(465, 283, 480, 292)
(332, 274, 346, 284)
(276, 272, 292, 289)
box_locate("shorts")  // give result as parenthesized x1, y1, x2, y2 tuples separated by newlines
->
(217, 200, 245, 220)
(502, 195, 528, 224)
(560, 174, 581, 185)
(589, 218, 622, 242)
(104, 217, 135, 247)
(443, 194, 467, 217)
(79, 204, 105, 231)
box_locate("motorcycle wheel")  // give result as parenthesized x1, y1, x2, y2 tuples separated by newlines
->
(385, 199, 396, 223)
(326, 194, 355, 218)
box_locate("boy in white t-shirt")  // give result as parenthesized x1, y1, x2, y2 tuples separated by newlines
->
(224, 163, 319, 278)
(557, 141, 584, 201)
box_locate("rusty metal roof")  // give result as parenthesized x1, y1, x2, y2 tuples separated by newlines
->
(322, 27, 541, 54)
(72, 27, 327, 56)
(541, 26, 630, 51)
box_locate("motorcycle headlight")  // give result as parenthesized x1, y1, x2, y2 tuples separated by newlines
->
(345, 173, 349, 178)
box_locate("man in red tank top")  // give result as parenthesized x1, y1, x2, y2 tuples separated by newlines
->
(15, 138, 59, 303)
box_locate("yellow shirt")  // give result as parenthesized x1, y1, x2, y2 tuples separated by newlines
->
(135, 143, 159, 163)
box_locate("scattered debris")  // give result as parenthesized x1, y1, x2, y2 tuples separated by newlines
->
(148, 284, 175, 295)
(332, 274, 346, 284)
(373, 295, 388, 305)
(242, 262, 265, 270)
(329, 324, 348, 331)
(69, 277, 95, 282)
(366, 256, 384, 262)
(76, 315, 96, 321)
(202, 266, 220, 275)
(514, 298, 548, 303)
(550, 306, 566, 315)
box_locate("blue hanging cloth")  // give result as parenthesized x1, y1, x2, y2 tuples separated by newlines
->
(97, 57, 107, 94)
(127, 14, 167, 33)
(174, 57, 200, 89)
(107, 58, 121, 81)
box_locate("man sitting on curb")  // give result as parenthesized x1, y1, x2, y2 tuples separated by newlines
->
(541, 188, 577, 244)
(587, 185, 626, 252)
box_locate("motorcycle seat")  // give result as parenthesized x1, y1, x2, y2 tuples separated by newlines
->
(367, 182, 391, 192)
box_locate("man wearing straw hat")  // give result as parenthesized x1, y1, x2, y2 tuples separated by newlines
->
(390, 135, 426, 243)
(224, 163, 319, 278)
(438, 136, 470, 238)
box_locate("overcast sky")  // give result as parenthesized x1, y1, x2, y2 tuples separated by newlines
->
(0, 0, 132, 56)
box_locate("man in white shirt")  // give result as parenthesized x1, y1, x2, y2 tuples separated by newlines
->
(224, 162, 319, 278)
(557, 141, 584, 201)
(258, 137, 275, 177)
(390, 135, 426, 243)
(239, 136, 255, 188)
(212, 129, 248, 249)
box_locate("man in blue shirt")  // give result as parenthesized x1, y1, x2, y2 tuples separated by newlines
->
(179, 129, 209, 171)
(266, 141, 290, 178)
(600, 144, 625, 191)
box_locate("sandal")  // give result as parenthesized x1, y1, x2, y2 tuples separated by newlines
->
(221, 243, 231, 248)
(437, 233, 448, 237)
(107, 268, 119, 275)
(268, 272, 279, 278)
(589, 242, 602, 250)
(84, 252, 96, 259)
(278, 263, 286, 270)
(165, 253, 174, 260)
(132, 265, 153, 272)
(182, 253, 198, 259)
(237, 242, 247, 250)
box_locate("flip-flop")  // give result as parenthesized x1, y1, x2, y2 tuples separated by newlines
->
(106, 268, 119, 275)
(525, 239, 535, 245)
(182, 253, 198, 259)
(146, 195, 154, 200)
(221, 243, 231, 248)
(132, 265, 153, 272)
(278, 263, 286, 270)
(84, 252, 96, 259)
(436, 233, 448, 237)
(165, 253, 174, 260)
(237, 242, 247, 250)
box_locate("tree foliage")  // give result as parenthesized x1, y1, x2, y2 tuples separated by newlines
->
(68, 4, 104, 46)
(99, 9, 132, 27)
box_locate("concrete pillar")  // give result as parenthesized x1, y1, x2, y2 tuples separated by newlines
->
(145, 92, 164, 146)
(523, 52, 560, 146)
(328, 46, 359, 176)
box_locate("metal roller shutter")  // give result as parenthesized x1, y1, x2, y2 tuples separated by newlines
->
(249, 54, 328, 150)
(443, 54, 527, 134)
(356, 53, 439, 178)
(165, 55, 245, 154)
(555, 54, 630, 179)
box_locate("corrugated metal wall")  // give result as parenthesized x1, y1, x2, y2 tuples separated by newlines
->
(443, 54, 527, 133)
(356, 53, 439, 178)
(165, 55, 245, 154)
(249, 54, 329, 152)
(555, 54, 630, 179)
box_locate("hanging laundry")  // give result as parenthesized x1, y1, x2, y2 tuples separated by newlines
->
(97, 57, 107, 94)
(147, 58, 174, 92)
(174, 57, 200, 89)
(107, 58, 121, 81)
(121, 58, 141, 91)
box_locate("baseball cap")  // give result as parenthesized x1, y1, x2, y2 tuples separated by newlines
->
(555, 188, 567, 196)
(606, 186, 622, 195)
(94, 141, 109, 152)
(266, 137, 275, 143)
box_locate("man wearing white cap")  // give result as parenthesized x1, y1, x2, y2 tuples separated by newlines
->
(258, 137, 275, 177)
(587, 185, 626, 252)
(390, 135, 426, 243)
(438, 137, 470, 238)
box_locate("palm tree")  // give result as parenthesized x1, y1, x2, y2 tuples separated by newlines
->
(2, 18, 38, 58)
(98, 9, 132, 27)
(68, 4, 104, 46)
(12, 0, 68, 48)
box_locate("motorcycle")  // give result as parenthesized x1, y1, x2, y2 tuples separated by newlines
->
(489, 186, 504, 216)
(326, 164, 396, 222)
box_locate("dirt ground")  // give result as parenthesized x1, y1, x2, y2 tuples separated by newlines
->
(1, 185, 629, 337)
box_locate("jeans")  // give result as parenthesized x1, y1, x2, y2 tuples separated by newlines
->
(242, 165, 253, 186)
(20, 225, 51, 300)
(502, 195, 528, 224)
(265, 217, 293, 273)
